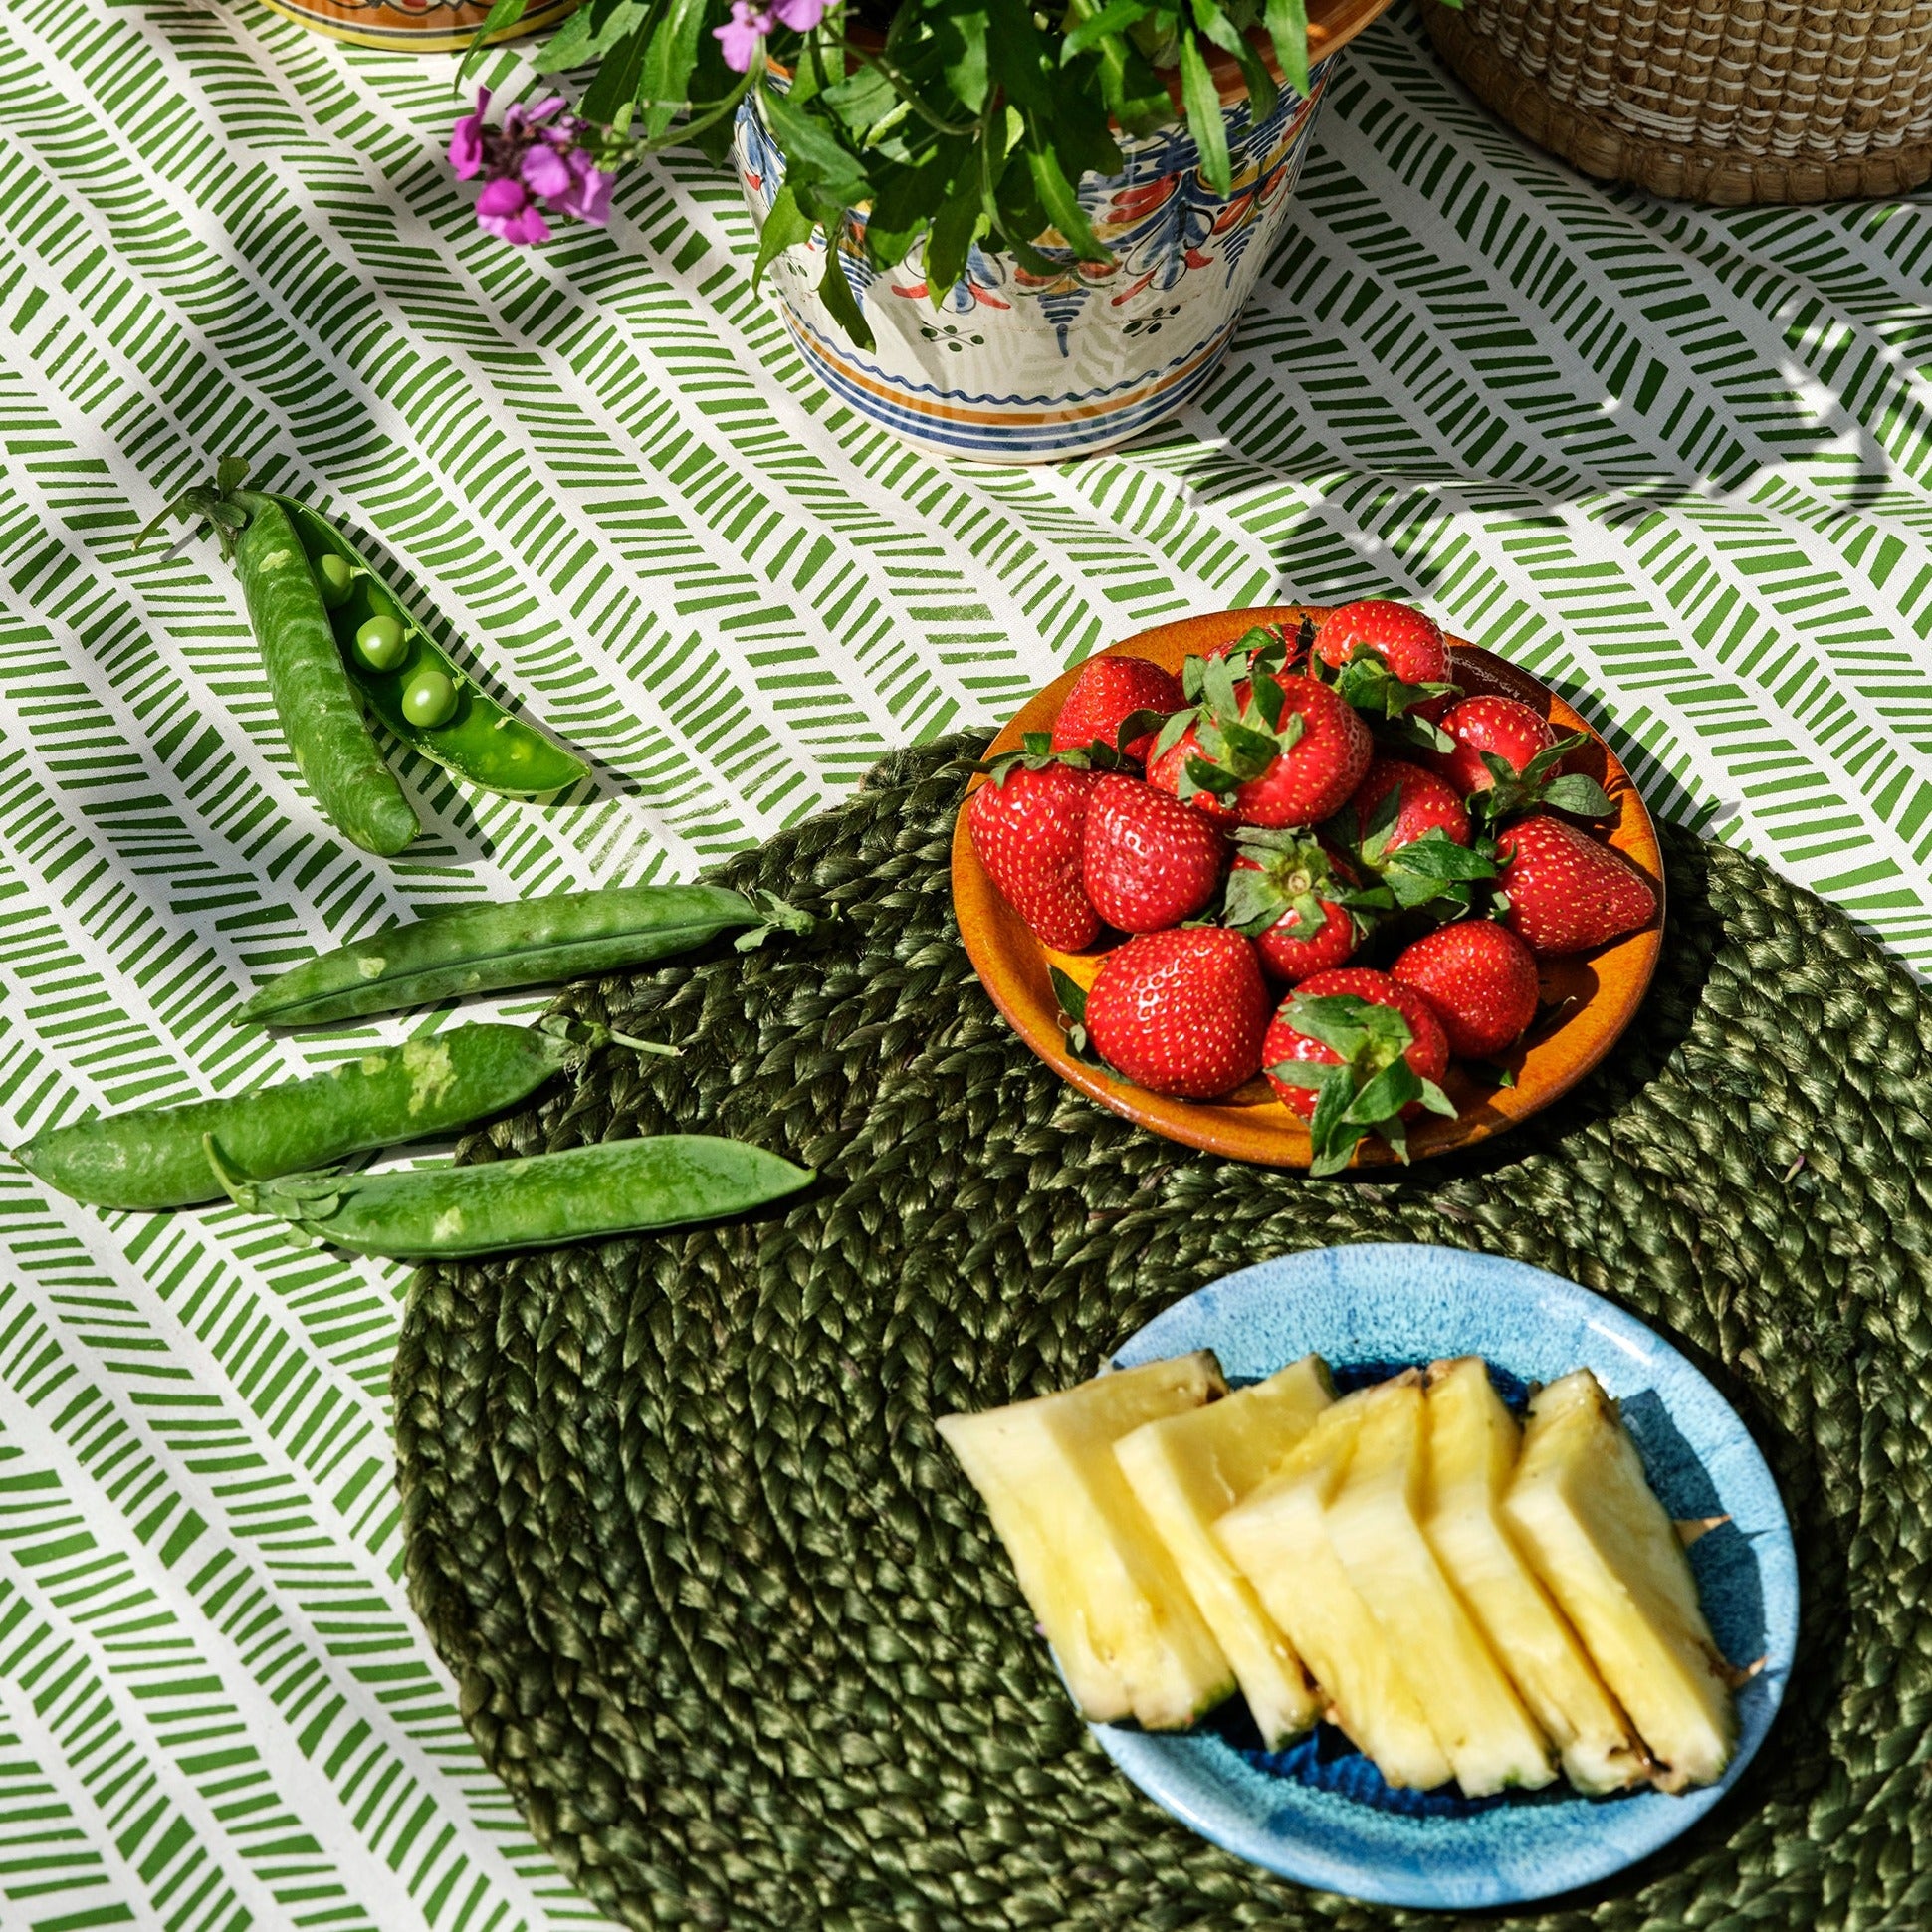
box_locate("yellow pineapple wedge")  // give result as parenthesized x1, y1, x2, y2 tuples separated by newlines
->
(1504, 1369, 1737, 1791)
(1214, 1393, 1454, 1790)
(936, 1353, 1237, 1729)
(1326, 1373, 1555, 1797)
(1422, 1359, 1648, 1793)
(1115, 1356, 1336, 1747)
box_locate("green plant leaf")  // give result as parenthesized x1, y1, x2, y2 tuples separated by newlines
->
(1178, 33, 1231, 195)
(214, 455, 250, 496)
(815, 251, 876, 351)
(580, 21, 656, 122)
(752, 182, 816, 289)
(1026, 142, 1109, 262)
(924, 158, 987, 300)
(761, 82, 874, 208)
(637, 0, 708, 137)
(1540, 773, 1615, 816)
(536, 0, 648, 76)
(1063, 0, 1148, 60)
(459, 0, 529, 83)
(1263, 0, 1310, 95)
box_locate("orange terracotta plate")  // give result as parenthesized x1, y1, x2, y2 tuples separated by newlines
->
(951, 607, 1664, 1170)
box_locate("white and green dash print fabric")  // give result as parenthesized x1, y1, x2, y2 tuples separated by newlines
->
(0, 0, 1928, 1919)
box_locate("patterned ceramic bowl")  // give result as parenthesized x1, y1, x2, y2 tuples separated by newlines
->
(736, 0, 1398, 462)
(257, 0, 577, 53)
(1105, 1244, 1797, 1908)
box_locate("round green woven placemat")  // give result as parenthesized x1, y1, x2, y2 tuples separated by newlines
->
(394, 734, 1931, 1932)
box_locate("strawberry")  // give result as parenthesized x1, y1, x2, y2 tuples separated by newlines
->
(1263, 966, 1453, 1175)
(1222, 829, 1392, 982)
(1051, 654, 1185, 763)
(1075, 928, 1270, 1099)
(1081, 773, 1226, 933)
(1316, 601, 1451, 688)
(1494, 815, 1658, 957)
(1314, 600, 1457, 734)
(1391, 921, 1541, 1058)
(1333, 758, 1496, 916)
(966, 738, 1102, 950)
(1149, 656, 1371, 829)
(1427, 696, 1615, 827)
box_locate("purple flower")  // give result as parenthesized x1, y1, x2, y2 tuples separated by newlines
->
(448, 90, 618, 248)
(521, 143, 574, 200)
(714, 0, 770, 73)
(476, 177, 553, 247)
(556, 150, 617, 226)
(770, 0, 827, 28)
(450, 88, 489, 180)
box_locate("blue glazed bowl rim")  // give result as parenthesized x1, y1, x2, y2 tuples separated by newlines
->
(1096, 1242, 1798, 1910)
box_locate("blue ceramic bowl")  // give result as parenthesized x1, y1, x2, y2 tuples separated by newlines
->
(1100, 1243, 1796, 1910)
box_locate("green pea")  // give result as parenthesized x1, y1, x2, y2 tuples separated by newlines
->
(232, 493, 418, 857)
(402, 669, 457, 727)
(241, 883, 816, 1027)
(209, 1134, 813, 1258)
(354, 614, 408, 672)
(315, 550, 355, 609)
(270, 495, 587, 800)
(12, 1019, 657, 1210)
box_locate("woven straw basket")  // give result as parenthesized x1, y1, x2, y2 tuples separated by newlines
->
(1423, 0, 1932, 202)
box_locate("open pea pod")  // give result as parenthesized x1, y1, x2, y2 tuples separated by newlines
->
(270, 495, 589, 800)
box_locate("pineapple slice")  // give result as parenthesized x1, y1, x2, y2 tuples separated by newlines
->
(1504, 1370, 1737, 1791)
(1422, 1358, 1648, 1793)
(1214, 1393, 1454, 1790)
(1115, 1355, 1336, 1747)
(1326, 1373, 1555, 1796)
(937, 1352, 1237, 1729)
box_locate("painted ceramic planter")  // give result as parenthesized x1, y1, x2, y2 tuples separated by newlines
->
(734, 5, 1395, 461)
(258, 0, 576, 53)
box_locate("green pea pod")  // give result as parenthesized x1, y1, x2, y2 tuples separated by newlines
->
(13, 1018, 652, 1210)
(232, 491, 420, 856)
(242, 883, 816, 1027)
(267, 494, 588, 800)
(208, 1135, 814, 1258)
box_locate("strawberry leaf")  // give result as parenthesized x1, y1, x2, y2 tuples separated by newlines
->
(1539, 773, 1615, 817)
(1151, 710, 1194, 761)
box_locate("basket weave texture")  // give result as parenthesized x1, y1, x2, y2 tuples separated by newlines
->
(394, 734, 1932, 1931)
(1423, 0, 1932, 201)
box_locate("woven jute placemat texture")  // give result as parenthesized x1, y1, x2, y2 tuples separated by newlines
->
(1423, 0, 1932, 203)
(394, 735, 1932, 1931)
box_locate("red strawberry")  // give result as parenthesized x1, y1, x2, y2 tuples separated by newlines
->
(1426, 698, 1615, 828)
(1081, 928, 1270, 1099)
(1494, 816, 1658, 957)
(1349, 757, 1471, 852)
(1081, 773, 1226, 933)
(1316, 600, 1450, 687)
(1392, 922, 1541, 1058)
(1153, 671, 1371, 829)
(1052, 654, 1185, 763)
(966, 748, 1101, 951)
(1222, 830, 1387, 982)
(1427, 696, 1556, 796)
(1315, 600, 1455, 726)
(1337, 758, 1495, 915)
(1263, 966, 1453, 1174)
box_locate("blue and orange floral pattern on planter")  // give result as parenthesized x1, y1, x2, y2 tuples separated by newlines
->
(736, 64, 1336, 463)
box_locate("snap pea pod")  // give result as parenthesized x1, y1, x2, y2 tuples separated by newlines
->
(242, 883, 815, 1027)
(139, 475, 417, 856)
(208, 1135, 814, 1258)
(14, 1018, 637, 1210)
(233, 491, 422, 856)
(268, 494, 588, 800)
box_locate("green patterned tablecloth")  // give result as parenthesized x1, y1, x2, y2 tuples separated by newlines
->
(0, 1, 1926, 1923)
